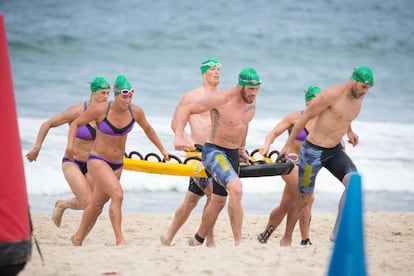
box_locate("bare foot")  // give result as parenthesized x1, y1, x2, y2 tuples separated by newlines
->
(188, 237, 203, 246)
(279, 236, 292, 247)
(71, 235, 82, 246)
(206, 240, 216, 247)
(160, 235, 172, 246)
(52, 200, 65, 227)
(116, 239, 129, 246)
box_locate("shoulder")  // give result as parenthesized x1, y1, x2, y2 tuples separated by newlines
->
(58, 102, 85, 118)
(179, 86, 205, 103)
(322, 84, 346, 99)
(47, 102, 87, 124)
(215, 86, 236, 102)
(130, 103, 145, 117)
(309, 84, 345, 108)
(90, 101, 108, 111)
(83, 101, 108, 117)
(284, 110, 301, 122)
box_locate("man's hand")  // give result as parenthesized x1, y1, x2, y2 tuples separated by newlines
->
(174, 135, 188, 151)
(347, 130, 359, 147)
(239, 149, 250, 164)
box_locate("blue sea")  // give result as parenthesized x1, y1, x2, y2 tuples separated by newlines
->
(2, 0, 414, 214)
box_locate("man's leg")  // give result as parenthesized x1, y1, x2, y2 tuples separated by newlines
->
(161, 191, 202, 246)
(226, 178, 243, 246)
(202, 184, 215, 247)
(298, 193, 314, 246)
(188, 193, 226, 246)
(330, 173, 351, 241)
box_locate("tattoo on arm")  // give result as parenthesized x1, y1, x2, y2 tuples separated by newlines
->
(211, 109, 220, 140)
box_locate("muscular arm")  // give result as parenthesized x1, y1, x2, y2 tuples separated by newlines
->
(238, 124, 251, 163)
(281, 90, 333, 155)
(170, 94, 194, 148)
(172, 88, 233, 150)
(171, 101, 195, 150)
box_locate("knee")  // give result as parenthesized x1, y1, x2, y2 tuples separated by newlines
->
(211, 197, 227, 210)
(300, 194, 313, 207)
(227, 180, 243, 200)
(204, 185, 213, 199)
(309, 194, 315, 205)
(96, 206, 104, 216)
(186, 196, 200, 209)
(111, 188, 124, 204)
(89, 201, 105, 214)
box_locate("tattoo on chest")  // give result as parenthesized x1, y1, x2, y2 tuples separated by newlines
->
(245, 105, 256, 113)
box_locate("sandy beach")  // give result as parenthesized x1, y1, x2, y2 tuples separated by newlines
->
(20, 211, 413, 276)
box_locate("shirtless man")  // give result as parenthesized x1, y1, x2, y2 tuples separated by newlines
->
(172, 67, 261, 246)
(161, 57, 221, 247)
(280, 66, 373, 241)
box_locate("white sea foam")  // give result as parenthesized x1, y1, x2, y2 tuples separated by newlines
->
(20, 117, 414, 198)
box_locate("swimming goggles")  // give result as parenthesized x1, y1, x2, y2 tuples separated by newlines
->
(239, 79, 262, 85)
(352, 70, 373, 86)
(201, 61, 221, 68)
(115, 88, 135, 95)
(97, 84, 110, 89)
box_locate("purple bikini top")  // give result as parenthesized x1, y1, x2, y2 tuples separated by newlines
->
(295, 128, 309, 142)
(96, 101, 135, 137)
(76, 102, 96, 140)
(290, 110, 308, 142)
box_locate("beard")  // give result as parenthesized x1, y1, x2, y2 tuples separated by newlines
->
(241, 87, 255, 104)
(351, 83, 362, 99)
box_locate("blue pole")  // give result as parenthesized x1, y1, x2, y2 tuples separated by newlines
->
(327, 173, 367, 276)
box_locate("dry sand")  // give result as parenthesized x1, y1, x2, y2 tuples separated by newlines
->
(20, 211, 413, 276)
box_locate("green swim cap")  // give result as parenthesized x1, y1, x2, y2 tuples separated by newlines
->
(90, 76, 110, 92)
(305, 85, 321, 103)
(114, 74, 132, 96)
(351, 66, 374, 86)
(200, 57, 221, 74)
(238, 67, 261, 86)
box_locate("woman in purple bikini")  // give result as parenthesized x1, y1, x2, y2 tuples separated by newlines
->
(26, 76, 110, 227)
(65, 74, 169, 246)
(257, 85, 321, 247)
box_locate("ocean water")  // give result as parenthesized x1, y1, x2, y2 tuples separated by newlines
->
(2, 0, 414, 214)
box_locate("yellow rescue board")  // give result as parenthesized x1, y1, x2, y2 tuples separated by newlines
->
(123, 157, 294, 178)
(123, 158, 208, 177)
